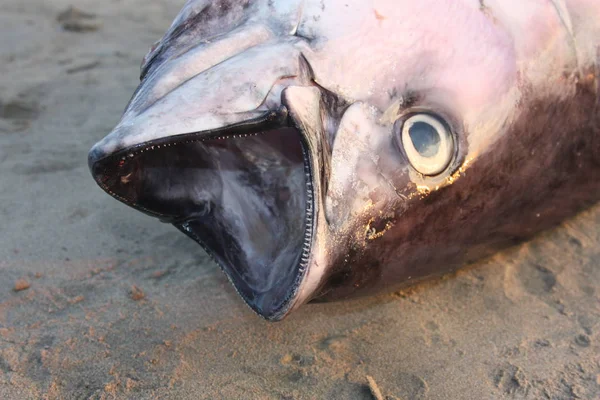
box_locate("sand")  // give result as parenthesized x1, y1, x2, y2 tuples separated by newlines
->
(0, 1, 599, 399)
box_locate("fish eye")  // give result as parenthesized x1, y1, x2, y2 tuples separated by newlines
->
(399, 113, 454, 176)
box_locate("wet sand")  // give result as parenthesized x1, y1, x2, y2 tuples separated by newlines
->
(0, 1, 599, 399)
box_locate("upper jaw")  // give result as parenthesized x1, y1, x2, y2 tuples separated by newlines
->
(89, 38, 311, 160)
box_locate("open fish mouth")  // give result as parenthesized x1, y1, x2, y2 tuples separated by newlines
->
(89, 109, 315, 320)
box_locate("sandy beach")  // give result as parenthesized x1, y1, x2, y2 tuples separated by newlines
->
(0, 1, 599, 398)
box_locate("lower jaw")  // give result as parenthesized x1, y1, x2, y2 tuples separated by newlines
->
(90, 116, 316, 320)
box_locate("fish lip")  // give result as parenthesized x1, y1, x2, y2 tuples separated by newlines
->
(88, 107, 316, 321)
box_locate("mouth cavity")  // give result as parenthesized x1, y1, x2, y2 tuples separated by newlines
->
(89, 112, 314, 320)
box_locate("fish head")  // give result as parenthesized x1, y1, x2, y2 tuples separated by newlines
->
(89, 0, 597, 319)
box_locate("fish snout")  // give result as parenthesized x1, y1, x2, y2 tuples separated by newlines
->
(88, 41, 322, 320)
(87, 13, 332, 319)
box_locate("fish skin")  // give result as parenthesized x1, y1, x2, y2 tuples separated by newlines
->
(89, 0, 600, 320)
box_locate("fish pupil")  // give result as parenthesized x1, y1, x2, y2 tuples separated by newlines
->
(409, 121, 441, 158)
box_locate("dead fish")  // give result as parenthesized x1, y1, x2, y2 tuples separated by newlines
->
(88, 0, 600, 320)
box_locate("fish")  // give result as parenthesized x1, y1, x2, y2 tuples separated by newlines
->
(88, 0, 600, 321)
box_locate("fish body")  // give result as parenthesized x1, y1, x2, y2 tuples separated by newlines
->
(89, 0, 600, 320)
